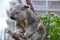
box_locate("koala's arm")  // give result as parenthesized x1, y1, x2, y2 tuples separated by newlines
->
(7, 29, 25, 40)
(7, 30, 21, 40)
(12, 25, 25, 40)
(24, 23, 45, 39)
(24, 25, 37, 38)
(7, 25, 25, 40)
(24, 27, 33, 38)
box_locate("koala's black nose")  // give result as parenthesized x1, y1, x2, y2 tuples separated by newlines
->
(10, 16, 15, 20)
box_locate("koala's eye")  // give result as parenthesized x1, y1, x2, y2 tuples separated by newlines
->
(21, 8, 25, 11)
(15, 12, 20, 14)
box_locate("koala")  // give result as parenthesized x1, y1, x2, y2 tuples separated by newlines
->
(8, 3, 45, 40)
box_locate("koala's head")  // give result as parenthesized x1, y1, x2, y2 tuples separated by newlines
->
(10, 3, 29, 21)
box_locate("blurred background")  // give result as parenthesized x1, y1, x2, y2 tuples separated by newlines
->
(0, 0, 60, 40)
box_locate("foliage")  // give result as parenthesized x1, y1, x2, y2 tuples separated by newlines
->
(38, 13, 60, 40)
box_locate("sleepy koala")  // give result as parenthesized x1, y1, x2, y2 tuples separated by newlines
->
(8, 3, 45, 40)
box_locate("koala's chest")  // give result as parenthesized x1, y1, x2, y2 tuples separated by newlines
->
(17, 20, 28, 31)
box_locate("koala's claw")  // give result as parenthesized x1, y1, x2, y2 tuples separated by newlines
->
(7, 29, 14, 36)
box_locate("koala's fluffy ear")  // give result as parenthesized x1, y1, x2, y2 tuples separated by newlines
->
(24, 5, 29, 8)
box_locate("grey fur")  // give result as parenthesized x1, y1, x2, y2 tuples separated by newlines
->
(9, 3, 45, 40)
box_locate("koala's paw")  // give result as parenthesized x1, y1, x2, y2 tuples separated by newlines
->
(7, 29, 14, 36)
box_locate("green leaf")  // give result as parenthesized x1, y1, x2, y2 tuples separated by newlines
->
(38, 13, 60, 40)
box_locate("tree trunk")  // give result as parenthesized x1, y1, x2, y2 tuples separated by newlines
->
(26, 0, 37, 15)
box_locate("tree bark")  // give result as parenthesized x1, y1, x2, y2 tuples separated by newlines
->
(26, 0, 37, 15)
